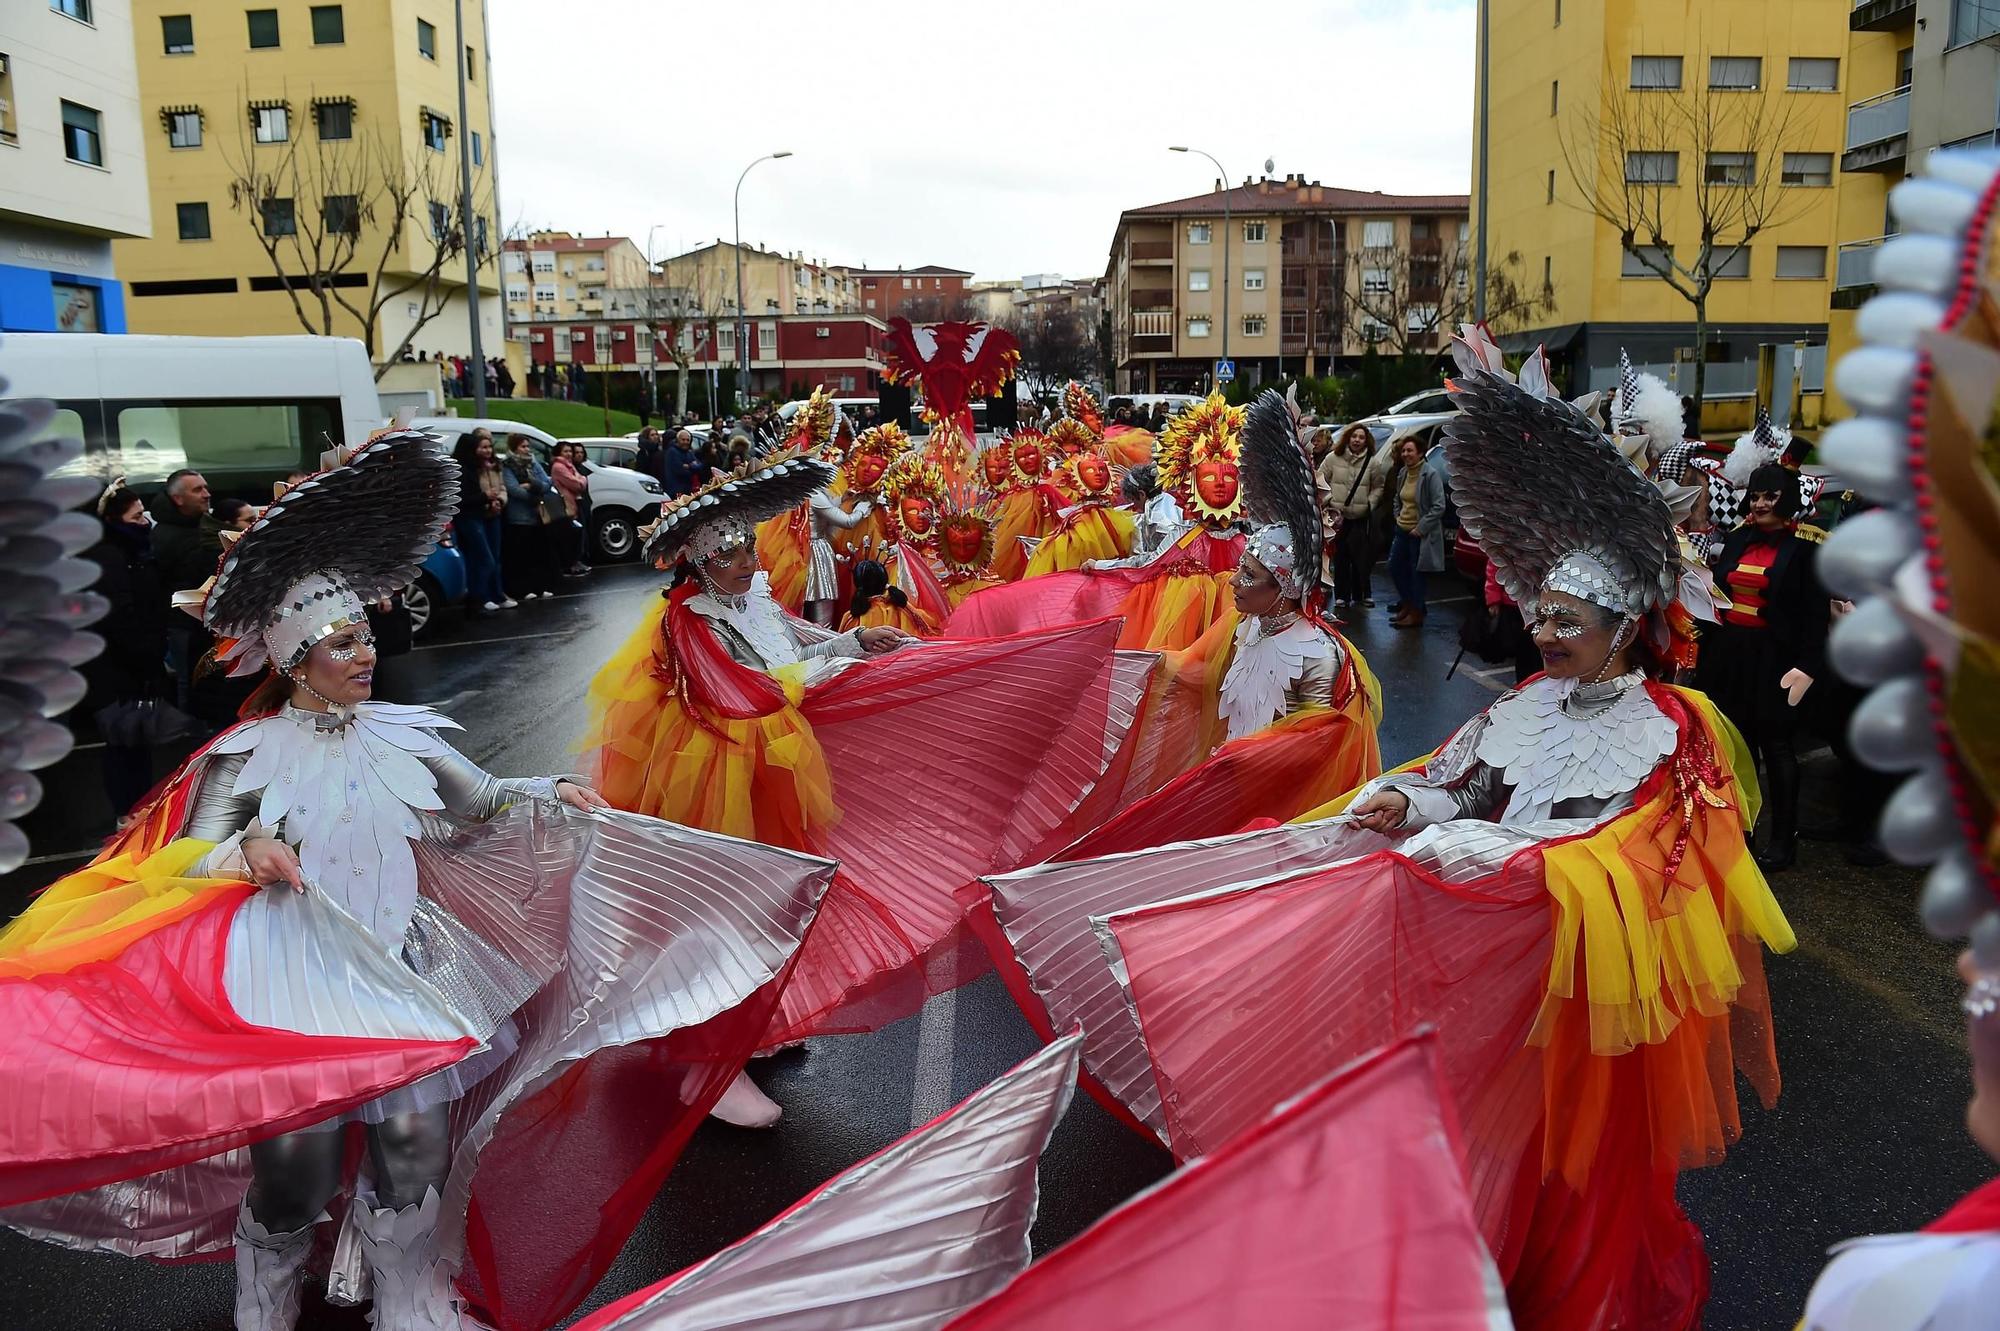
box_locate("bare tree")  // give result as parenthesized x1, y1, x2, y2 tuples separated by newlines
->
(900, 293, 979, 324)
(224, 95, 496, 379)
(1343, 236, 1554, 356)
(646, 256, 734, 419)
(1558, 56, 1808, 408)
(1004, 303, 1098, 404)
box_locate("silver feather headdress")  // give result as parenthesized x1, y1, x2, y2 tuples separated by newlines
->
(193, 430, 458, 675)
(1443, 368, 1678, 620)
(1239, 388, 1322, 604)
(640, 449, 837, 568)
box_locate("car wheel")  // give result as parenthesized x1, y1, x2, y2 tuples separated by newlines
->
(405, 572, 441, 637)
(594, 510, 637, 562)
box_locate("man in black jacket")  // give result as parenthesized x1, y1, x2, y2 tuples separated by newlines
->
(149, 469, 220, 593)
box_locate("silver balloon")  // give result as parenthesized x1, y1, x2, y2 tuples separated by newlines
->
(0, 769, 43, 820)
(1850, 675, 1939, 772)
(1831, 345, 1918, 416)
(1880, 766, 1960, 866)
(0, 820, 25, 876)
(1829, 596, 1926, 686)
(46, 628, 104, 667)
(14, 718, 72, 771)
(1819, 509, 1920, 597)
(46, 510, 101, 556)
(1922, 846, 1992, 938)
(1974, 910, 2000, 971)
(1856, 290, 1950, 351)
(49, 555, 101, 595)
(1819, 418, 1914, 504)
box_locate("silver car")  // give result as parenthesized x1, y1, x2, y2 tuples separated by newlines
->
(1348, 386, 1459, 454)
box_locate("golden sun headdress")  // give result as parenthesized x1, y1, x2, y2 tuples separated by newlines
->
(881, 455, 948, 547)
(1156, 393, 1246, 525)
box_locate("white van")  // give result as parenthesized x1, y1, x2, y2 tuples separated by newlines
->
(0, 334, 383, 497)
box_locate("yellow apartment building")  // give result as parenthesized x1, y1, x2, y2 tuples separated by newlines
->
(1826, 0, 2000, 415)
(501, 231, 648, 325)
(1473, 0, 1854, 412)
(654, 239, 858, 324)
(117, 0, 503, 363)
(1105, 174, 1470, 394)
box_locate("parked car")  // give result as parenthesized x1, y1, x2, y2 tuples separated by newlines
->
(404, 540, 467, 638)
(1349, 386, 1459, 450)
(571, 436, 640, 470)
(412, 416, 665, 562)
(777, 396, 879, 423)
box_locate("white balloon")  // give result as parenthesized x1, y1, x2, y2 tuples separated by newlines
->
(1850, 676, 1938, 772)
(1880, 766, 1959, 866)
(1829, 596, 1925, 686)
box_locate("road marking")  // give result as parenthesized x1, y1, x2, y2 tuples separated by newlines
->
(412, 630, 571, 652)
(1428, 594, 1473, 606)
(19, 847, 94, 868)
(908, 951, 960, 1128)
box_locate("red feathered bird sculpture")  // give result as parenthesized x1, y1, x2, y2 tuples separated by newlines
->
(882, 317, 1021, 451)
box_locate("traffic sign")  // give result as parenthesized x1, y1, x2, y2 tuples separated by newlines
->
(1214, 359, 1236, 383)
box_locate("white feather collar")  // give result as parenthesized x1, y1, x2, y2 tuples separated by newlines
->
(1472, 673, 1677, 823)
(1218, 616, 1336, 742)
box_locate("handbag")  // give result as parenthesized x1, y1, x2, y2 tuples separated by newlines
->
(94, 696, 198, 748)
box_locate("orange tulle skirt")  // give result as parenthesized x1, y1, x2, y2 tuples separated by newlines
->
(1025, 506, 1136, 579)
(990, 489, 1057, 582)
(841, 596, 941, 636)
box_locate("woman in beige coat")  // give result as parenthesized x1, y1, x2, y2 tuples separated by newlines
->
(1316, 424, 1391, 611)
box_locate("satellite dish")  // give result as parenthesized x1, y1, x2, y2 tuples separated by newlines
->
(1264, 157, 1275, 175)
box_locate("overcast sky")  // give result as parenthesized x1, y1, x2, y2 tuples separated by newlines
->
(486, 0, 1476, 284)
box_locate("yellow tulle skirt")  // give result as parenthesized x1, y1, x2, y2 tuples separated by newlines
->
(1024, 507, 1136, 579)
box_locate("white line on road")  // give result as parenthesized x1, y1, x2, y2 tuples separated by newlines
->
(412, 630, 571, 652)
(19, 847, 94, 868)
(908, 951, 960, 1129)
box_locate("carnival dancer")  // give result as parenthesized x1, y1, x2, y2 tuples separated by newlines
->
(842, 558, 940, 636)
(0, 432, 838, 1331)
(936, 506, 1006, 608)
(578, 449, 1159, 1048)
(1023, 451, 1136, 578)
(870, 454, 954, 628)
(755, 390, 880, 622)
(983, 346, 1795, 1331)
(1661, 405, 1825, 539)
(1082, 382, 1157, 468)
(986, 428, 1065, 582)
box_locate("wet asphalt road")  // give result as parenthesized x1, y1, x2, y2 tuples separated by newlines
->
(1, 564, 1986, 1330)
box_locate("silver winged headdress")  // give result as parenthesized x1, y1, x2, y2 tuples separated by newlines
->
(640, 448, 836, 568)
(1443, 345, 1678, 629)
(1239, 387, 1323, 605)
(191, 430, 459, 677)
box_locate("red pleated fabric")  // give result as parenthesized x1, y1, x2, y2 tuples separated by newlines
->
(765, 617, 1153, 1041)
(944, 1035, 1500, 1331)
(0, 889, 474, 1207)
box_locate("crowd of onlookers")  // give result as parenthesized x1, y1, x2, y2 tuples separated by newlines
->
(448, 429, 593, 615)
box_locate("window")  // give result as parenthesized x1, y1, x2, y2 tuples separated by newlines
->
(1188, 269, 1211, 292)
(758, 321, 777, 357)
(717, 326, 734, 351)
(470, 130, 483, 166)
(1781, 152, 1833, 187)
(1547, 169, 1556, 203)
(1361, 318, 1391, 344)
(421, 111, 449, 151)
(252, 104, 288, 143)
(1775, 245, 1827, 280)
(532, 253, 554, 273)
(1788, 57, 1838, 92)
(162, 14, 194, 52)
(429, 202, 450, 241)
(1954, 0, 2000, 45)
(474, 216, 487, 255)
(247, 9, 279, 47)
(1709, 56, 1761, 90)
(1625, 151, 1678, 184)
(1362, 219, 1394, 248)
(594, 327, 611, 357)
(506, 285, 528, 302)
(1186, 317, 1212, 338)
(636, 328, 651, 355)
(1361, 267, 1391, 295)
(1188, 222, 1212, 244)
(52, 0, 91, 22)
(417, 18, 436, 58)
(166, 110, 202, 148)
(1543, 255, 1553, 288)
(1630, 56, 1682, 90)
(0, 54, 15, 145)
(465, 46, 477, 80)
(1705, 152, 1755, 186)
(533, 283, 556, 303)
(310, 5, 343, 44)
(60, 101, 102, 165)
(1622, 245, 1673, 277)
(1897, 45, 1913, 88)
(323, 194, 359, 235)
(1242, 315, 1266, 337)
(313, 99, 351, 140)
(176, 202, 210, 240)
(1243, 221, 1266, 242)
(1705, 248, 1751, 280)
(900, 277, 912, 289)
(1242, 269, 1265, 291)
(260, 197, 295, 237)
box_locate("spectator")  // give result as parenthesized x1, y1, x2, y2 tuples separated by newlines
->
(664, 428, 701, 497)
(727, 438, 751, 471)
(495, 357, 515, 399)
(1386, 431, 1448, 629)
(452, 429, 513, 613)
(82, 484, 172, 818)
(501, 435, 561, 601)
(149, 468, 218, 592)
(634, 427, 666, 485)
(1680, 394, 1701, 441)
(485, 357, 500, 397)
(1317, 424, 1391, 611)
(698, 439, 725, 486)
(214, 496, 258, 532)
(1150, 401, 1170, 433)
(550, 441, 592, 576)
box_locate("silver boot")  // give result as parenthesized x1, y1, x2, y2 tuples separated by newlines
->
(353, 1187, 461, 1330)
(233, 1200, 323, 1331)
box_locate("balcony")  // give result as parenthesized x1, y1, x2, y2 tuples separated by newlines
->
(1844, 87, 1910, 173)
(1850, 0, 1915, 31)
(1835, 235, 1886, 292)
(1130, 288, 1174, 311)
(1130, 240, 1174, 263)
(1129, 333, 1175, 356)
(1131, 311, 1172, 338)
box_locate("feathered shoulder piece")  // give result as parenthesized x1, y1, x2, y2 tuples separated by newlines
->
(641, 448, 836, 568)
(1062, 382, 1105, 436)
(1156, 394, 1246, 523)
(783, 387, 837, 455)
(1443, 364, 1677, 619)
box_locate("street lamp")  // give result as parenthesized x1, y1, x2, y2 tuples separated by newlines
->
(734, 151, 792, 411)
(645, 223, 665, 419)
(1170, 146, 1231, 387)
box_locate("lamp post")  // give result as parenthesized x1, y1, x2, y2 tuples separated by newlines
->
(645, 223, 664, 420)
(733, 151, 792, 412)
(1170, 146, 1231, 389)
(453, 0, 485, 414)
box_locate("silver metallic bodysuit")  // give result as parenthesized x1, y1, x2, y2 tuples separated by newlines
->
(688, 571, 868, 680)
